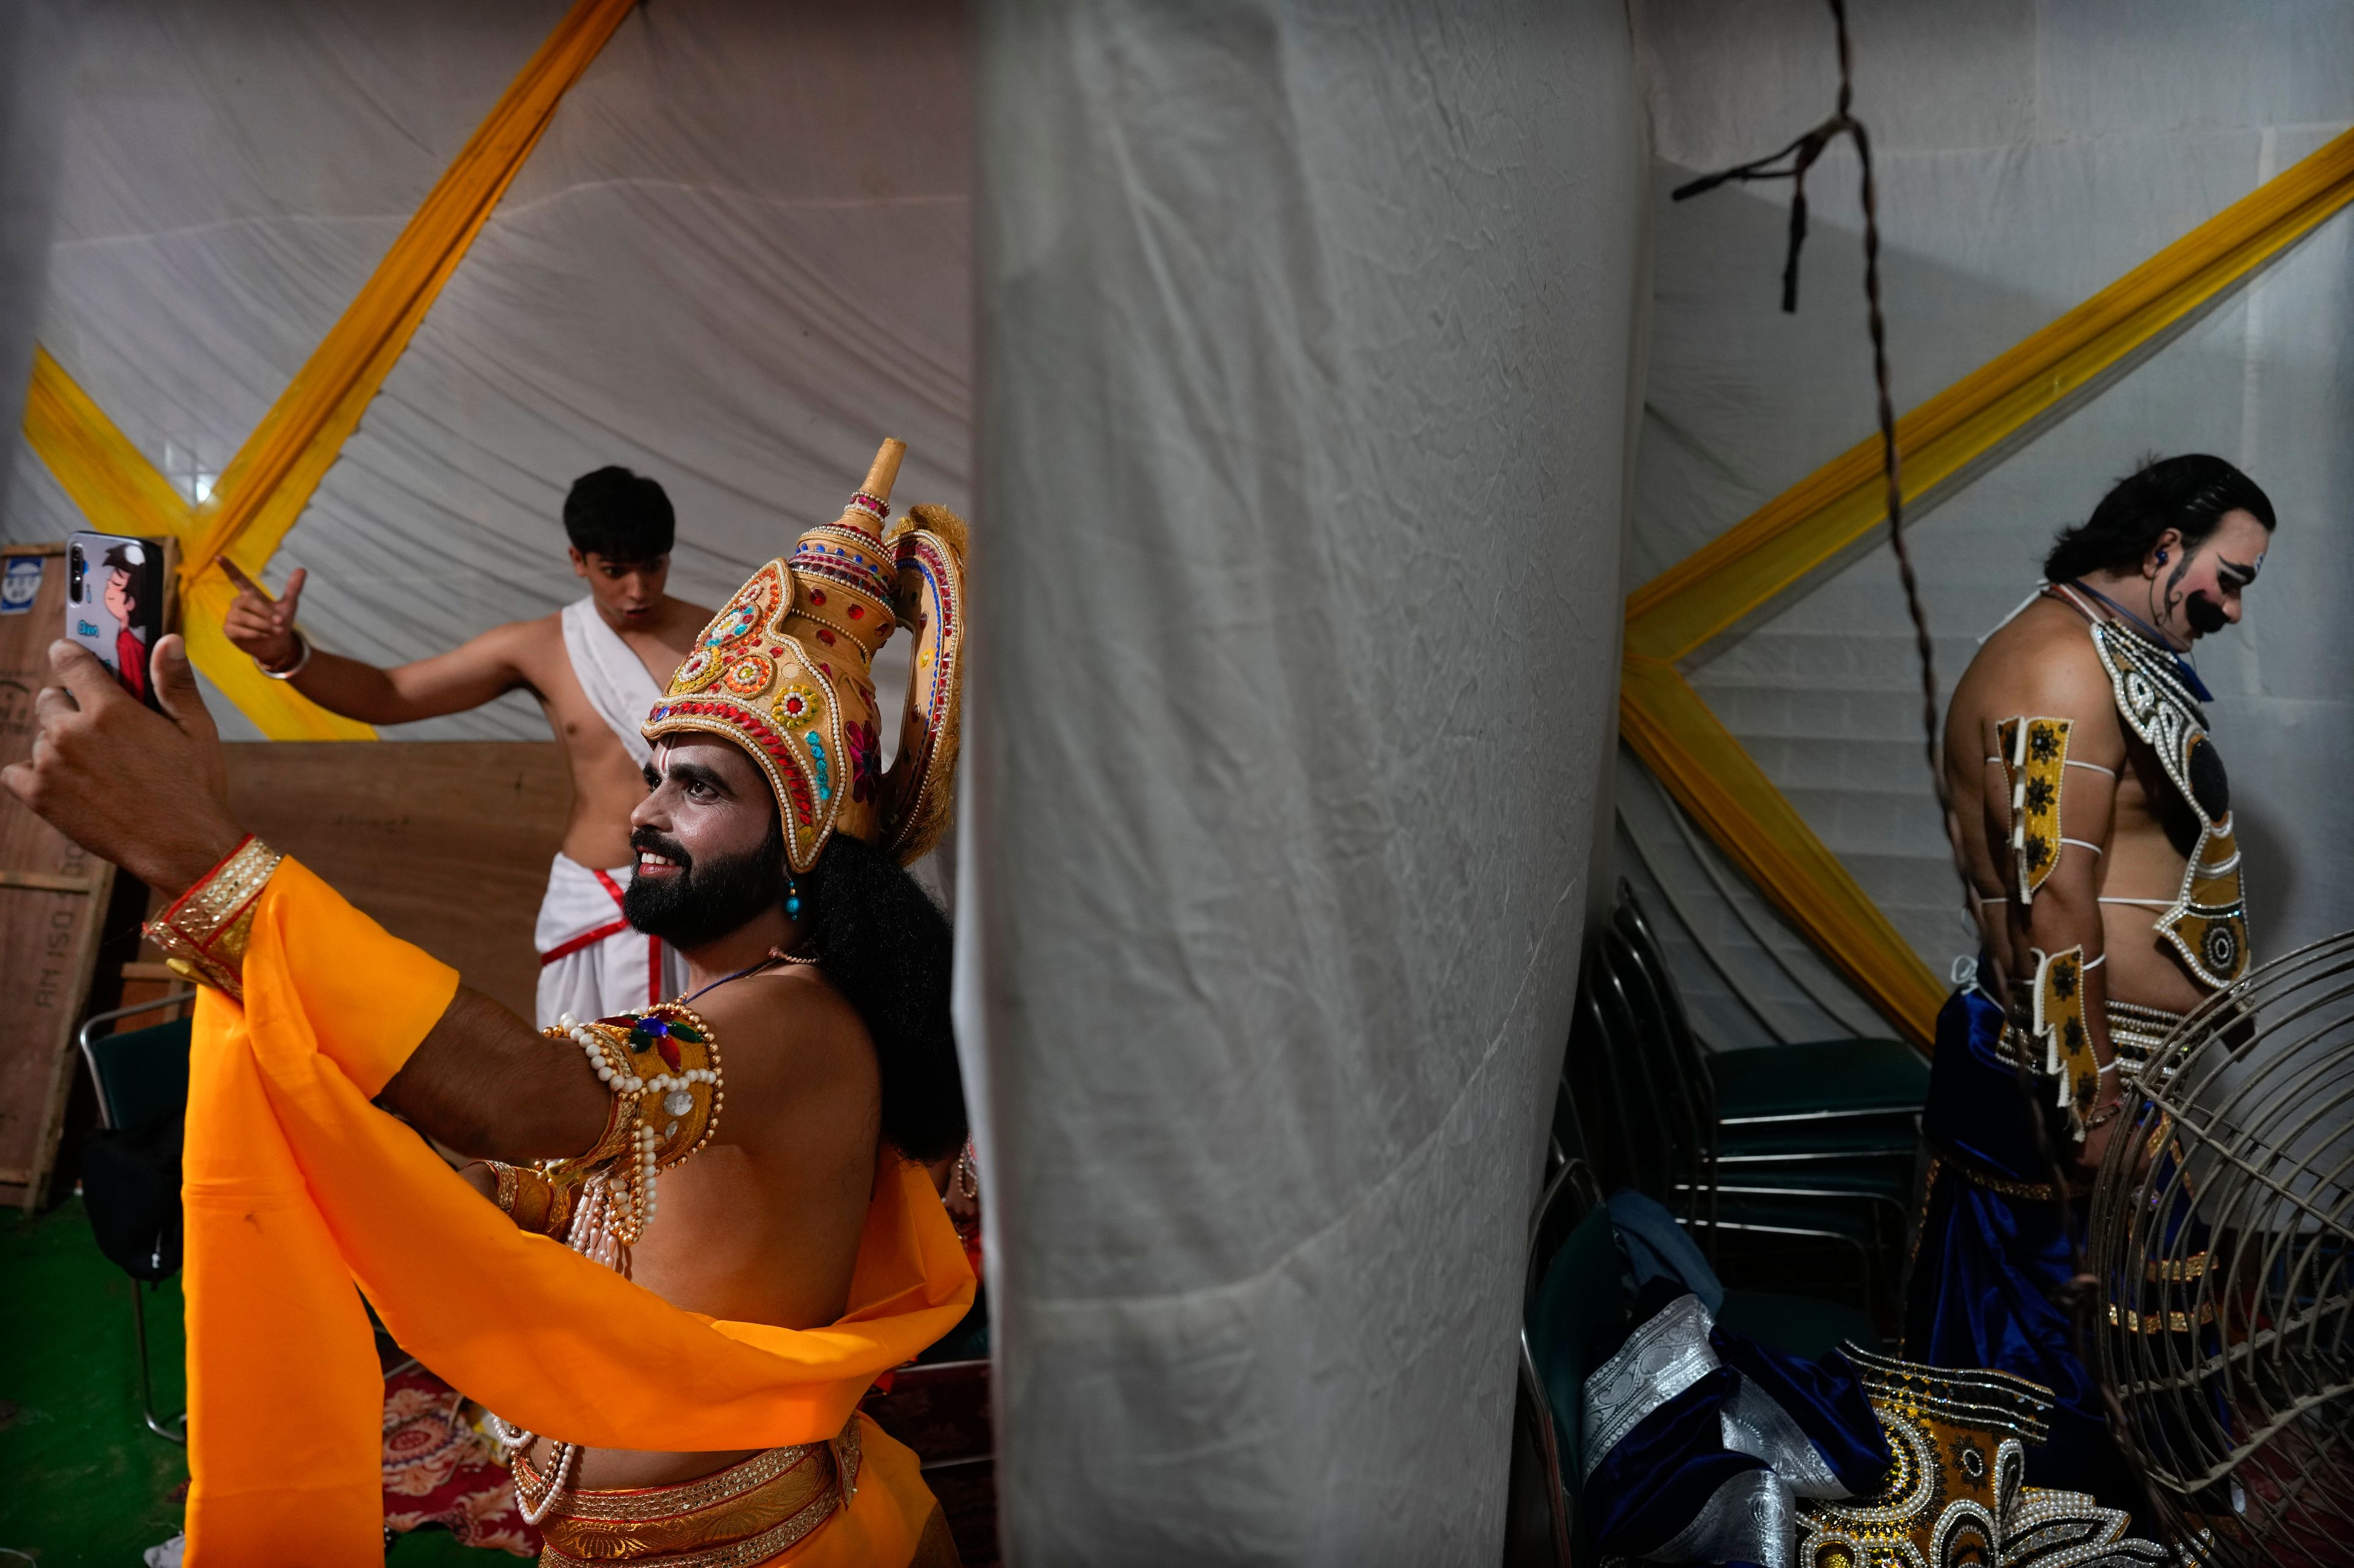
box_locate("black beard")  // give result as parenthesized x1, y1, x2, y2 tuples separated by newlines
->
(2184, 593, 2227, 636)
(622, 819, 786, 949)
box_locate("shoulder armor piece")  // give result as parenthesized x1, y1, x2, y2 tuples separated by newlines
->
(2088, 620, 2249, 988)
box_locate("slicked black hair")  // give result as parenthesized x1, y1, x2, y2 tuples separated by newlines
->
(101, 541, 148, 615)
(564, 466, 675, 565)
(805, 832, 966, 1162)
(2044, 454, 2275, 583)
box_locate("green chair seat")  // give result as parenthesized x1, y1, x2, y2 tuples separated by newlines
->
(1526, 1206, 1627, 1479)
(1718, 1121, 1918, 1163)
(1715, 1290, 1882, 1359)
(1710, 1163, 1910, 1205)
(1703, 1195, 1880, 1248)
(87, 1019, 193, 1132)
(1710, 1038, 1928, 1125)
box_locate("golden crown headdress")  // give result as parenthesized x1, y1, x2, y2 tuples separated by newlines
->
(642, 439, 967, 873)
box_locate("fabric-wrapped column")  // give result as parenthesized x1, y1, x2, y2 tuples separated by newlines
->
(969, 1, 1647, 1558)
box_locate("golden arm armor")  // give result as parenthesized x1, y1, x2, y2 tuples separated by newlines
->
(2030, 945, 2101, 1130)
(483, 1002, 726, 1246)
(1997, 716, 2074, 902)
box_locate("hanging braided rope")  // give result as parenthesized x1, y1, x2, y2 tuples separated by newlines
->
(1669, 0, 2165, 1531)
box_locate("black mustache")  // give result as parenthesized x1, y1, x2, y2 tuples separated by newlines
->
(2185, 593, 2227, 636)
(629, 827, 692, 870)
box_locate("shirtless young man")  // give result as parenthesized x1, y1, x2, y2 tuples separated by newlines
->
(221, 467, 712, 1023)
(1908, 453, 2273, 1513)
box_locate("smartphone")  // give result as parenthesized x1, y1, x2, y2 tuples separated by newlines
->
(67, 531, 168, 709)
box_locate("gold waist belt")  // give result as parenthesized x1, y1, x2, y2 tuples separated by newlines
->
(2104, 999, 2187, 1074)
(530, 1416, 862, 1568)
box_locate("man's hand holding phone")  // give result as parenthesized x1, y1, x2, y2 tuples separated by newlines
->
(1, 634, 243, 899)
(220, 559, 308, 674)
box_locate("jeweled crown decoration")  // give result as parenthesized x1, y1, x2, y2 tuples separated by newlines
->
(642, 438, 969, 873)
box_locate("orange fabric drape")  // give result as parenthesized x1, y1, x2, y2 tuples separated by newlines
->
(183, 858, 974, 1565)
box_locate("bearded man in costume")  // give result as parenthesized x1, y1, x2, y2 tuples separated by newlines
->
(1913, 452, 2272, 1515)
(6, 442, 975, 1567)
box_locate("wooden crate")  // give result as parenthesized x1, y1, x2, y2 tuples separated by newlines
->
(0, 544, 121, 1208)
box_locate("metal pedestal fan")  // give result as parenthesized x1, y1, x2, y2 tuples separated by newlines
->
(2089, 932, 2354, 1564)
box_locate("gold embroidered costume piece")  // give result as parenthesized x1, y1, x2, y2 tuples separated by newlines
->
(2088, 618, 2249, 988)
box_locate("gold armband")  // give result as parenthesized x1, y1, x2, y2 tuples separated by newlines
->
(2000, 717, 2072, 903)
(2030, 945, 2100, 1135)
(486, 1160, 579, 1239)
(143, 835, 286, 1002)
(538, 1003, 726, 1248)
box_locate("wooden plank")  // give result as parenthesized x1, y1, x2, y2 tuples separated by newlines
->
(0, 543, 124, 1209)
(0, 869, 105, 893)
(192, 740, 573, 1022)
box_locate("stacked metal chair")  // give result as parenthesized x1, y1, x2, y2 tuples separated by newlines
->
(1567, 881, 1929, 1313)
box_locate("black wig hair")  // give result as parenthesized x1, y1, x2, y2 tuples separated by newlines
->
(563, 466, 676, 565)
(2043, 454, 2275, 583)
(806, 832, 966, 1163)
(101, 541, 147, 614)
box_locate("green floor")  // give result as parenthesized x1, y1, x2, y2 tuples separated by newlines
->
(0, 1199, 514, 1566)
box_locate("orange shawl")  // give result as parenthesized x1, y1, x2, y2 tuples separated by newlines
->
(180, 859, 975, 1564)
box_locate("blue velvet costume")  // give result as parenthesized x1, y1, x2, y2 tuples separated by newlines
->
(1905, 971, 2144, 1511)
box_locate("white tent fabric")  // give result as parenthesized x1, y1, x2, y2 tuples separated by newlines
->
(0, 0, 74, 506)
(1621, 0, 2354, 1045)
(2, 0, 973, 749)
(966, 1, 1643, 1559)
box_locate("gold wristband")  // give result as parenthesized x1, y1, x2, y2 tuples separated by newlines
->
(486, 1160, 579, 1238)
(143, 835, 285, 1002)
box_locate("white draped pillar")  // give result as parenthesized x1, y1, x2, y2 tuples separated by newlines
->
(966, 1, 1646, 1558)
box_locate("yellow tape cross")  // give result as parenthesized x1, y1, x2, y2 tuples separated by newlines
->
(21, 0, 636, 739)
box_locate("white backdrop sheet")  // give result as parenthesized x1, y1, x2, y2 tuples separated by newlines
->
(968, 1, 1644, 1559)
(3, 0, 974, 745)
(1623, 0, 2354, 1044)
(0, 0, 74, 508)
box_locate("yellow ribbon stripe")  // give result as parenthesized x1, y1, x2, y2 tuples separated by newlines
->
(180, 0, 638, 587)
(1621, 655, 1949, 1043)
(21, 0, 636, 738)
(1629, 126, 2354, 663)
(21, 348, 188, 539)
(1623, 126, 2354, 1046)
(24, 348, 373, 739)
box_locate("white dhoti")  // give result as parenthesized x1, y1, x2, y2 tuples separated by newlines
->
(531, 598, 687, 1026)
(533, 851, 688, 1027)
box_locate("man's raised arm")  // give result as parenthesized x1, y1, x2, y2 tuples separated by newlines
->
(379, 988, 608, 1162)
(1, 633, 604, 1164)
(221, 560, 533, 725)
(1989, 642, 2128, 1162)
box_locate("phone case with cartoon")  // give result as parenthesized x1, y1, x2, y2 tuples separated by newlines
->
(67, 532, 170, 709)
